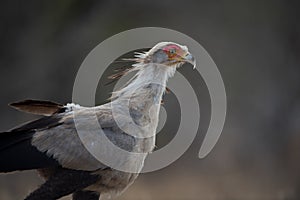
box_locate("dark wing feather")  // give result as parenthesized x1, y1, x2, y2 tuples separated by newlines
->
(0, 131, 59, 172)
(0, 115, 63, 172)
(9, 99, 65, 116)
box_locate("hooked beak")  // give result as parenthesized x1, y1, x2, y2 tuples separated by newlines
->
(184, 53, 196, 69)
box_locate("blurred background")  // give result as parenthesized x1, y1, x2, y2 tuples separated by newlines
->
(1, 0, 300, 199)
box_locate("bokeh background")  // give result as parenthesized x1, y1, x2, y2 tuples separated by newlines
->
(1, 0, 300, 199)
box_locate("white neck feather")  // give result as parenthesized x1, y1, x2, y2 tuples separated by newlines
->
(112, 63, 177, 100)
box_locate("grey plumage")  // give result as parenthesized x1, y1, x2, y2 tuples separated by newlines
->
(0, 42, 195, 200)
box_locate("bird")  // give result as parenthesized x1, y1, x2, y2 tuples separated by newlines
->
(0, 42, 195, 200)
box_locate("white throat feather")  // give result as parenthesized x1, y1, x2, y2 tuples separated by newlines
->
(111, 62, 177, 100)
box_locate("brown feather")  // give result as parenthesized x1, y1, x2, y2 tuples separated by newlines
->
(165, 87, 171, 94)
(105, 67, 132, 86)
(9, 100, 64, 116)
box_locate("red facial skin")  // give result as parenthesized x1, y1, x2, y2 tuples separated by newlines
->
(162, 44, 185, 60)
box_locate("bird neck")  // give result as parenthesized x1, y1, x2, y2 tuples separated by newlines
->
(113, 63, 176, 103)
(112, 63, 176, 127)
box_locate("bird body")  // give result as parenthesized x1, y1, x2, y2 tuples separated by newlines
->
(0, 42, 195, 199)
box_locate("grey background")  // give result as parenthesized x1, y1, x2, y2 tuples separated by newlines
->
(0, 0, 300, 199)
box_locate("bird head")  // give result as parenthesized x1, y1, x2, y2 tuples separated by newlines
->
(142, 42, 196, 69)
(108, 42, 195, 83)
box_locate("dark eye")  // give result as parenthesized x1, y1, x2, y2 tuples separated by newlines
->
(169, 48, 176, 54)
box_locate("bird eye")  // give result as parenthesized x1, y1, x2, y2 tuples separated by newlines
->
(169, 48, 176, 54)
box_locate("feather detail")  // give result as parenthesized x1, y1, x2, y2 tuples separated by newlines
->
(165, 87, 171, 94)
(105, 51, 149, 86)
(9, 100, 65, 116)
